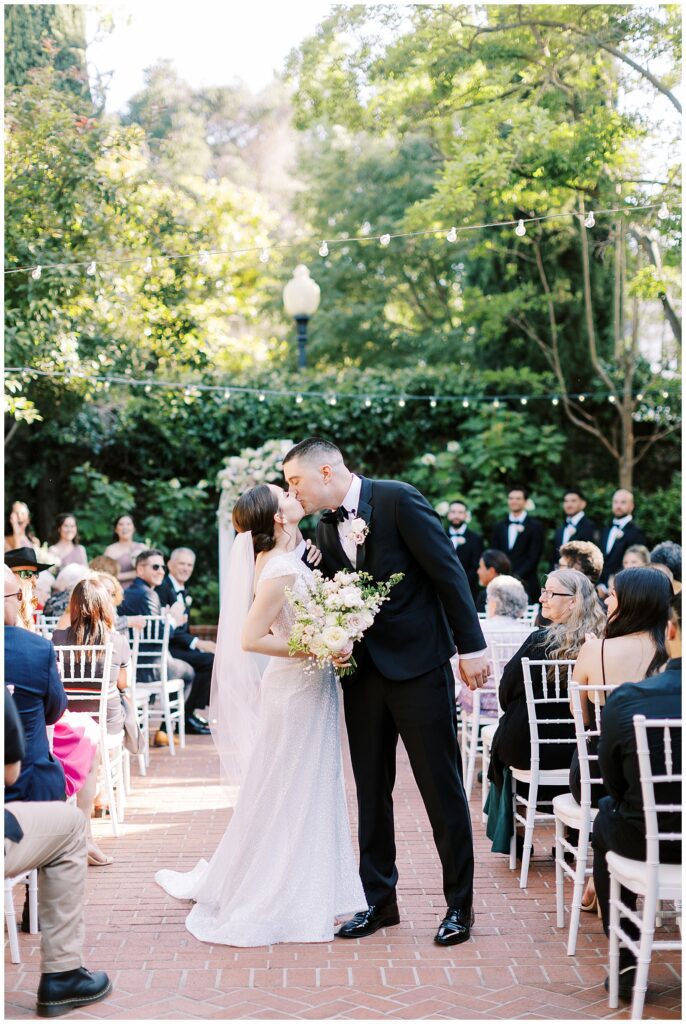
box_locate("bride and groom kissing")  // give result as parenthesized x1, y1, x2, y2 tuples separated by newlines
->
(156, 437, 489, 948)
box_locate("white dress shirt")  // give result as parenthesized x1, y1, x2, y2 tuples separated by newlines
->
(448, 523, 467, 549)
(507, 513, 527, 551)
(605, 514, 632, 554)
(168, 573, 196, 649)
(562, 510, 585, 546)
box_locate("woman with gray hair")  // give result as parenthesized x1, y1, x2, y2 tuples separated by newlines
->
(42, 563, 91, 625)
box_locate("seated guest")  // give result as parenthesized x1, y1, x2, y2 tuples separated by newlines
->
(118, 549, 199, 744)
(486, 570, 605, 849)
(156, 548, 214, 730)
(445, 500, 483, 597)
(550, 489, 597, 570)
(52, 577, 133, 866)
(43, 563, 91, 624)
(597, 489, 647, 595)
(47, 513, 88, 569)
(490, 486, 545, 602)
(91, 568, 146, 636)
(459, 575, 531, 719)
(557, 540, 604, 586)
(591, 592, 681, 1000)
(4, 566, 67, 803)
(650, 541, 682, 593)
(475, 549, 512, 613)
(103, 514, 146, 590)
(4, 500, 40, 552)
(4, 687, 113, 1017)
(622, 544, 651, 569)
(5, 546, 55, 630)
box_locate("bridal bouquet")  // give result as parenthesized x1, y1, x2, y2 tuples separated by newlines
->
(286, 570, 403, 677)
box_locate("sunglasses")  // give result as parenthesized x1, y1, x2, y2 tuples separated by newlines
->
(14, 569, 38, 579)
(147, 563, 165, 571)
(4, 591, 22, 600)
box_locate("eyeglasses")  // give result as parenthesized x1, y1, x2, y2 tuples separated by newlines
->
(13, 569, 38, 579)
(148, 563, 165, 571)
(540, 588, 574, 599)
(4, 591, 22, 600)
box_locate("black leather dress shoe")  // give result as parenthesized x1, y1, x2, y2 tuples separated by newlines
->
(184, 714, 211, 735)
(434, 906, 475, 946)
(336, 902, 400, 938)
(37, 967, 112, 1017)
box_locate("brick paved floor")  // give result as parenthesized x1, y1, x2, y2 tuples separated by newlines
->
(5, 730, 682, 1020)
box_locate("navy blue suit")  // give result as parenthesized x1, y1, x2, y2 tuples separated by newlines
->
(4, 626, 67, 803)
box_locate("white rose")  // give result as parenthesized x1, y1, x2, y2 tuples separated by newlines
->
(446, 441, 461, 453)
(435, 501, 450, 517)
(525, 498, 535, 511)
(321, 626, 350, 653)
(421, 453, 437, 466)
(338, 586, 363, 607)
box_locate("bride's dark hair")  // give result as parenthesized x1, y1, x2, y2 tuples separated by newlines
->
(232, 485, 279, 555)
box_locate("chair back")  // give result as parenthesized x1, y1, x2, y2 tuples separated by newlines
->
(569, 683, 619, 810)
(54, 643, 115, 727)
(521, 658, 577, 767)
(523, 603, 540, 624)
(489, 632, 535, 716)
(633, 715, 683, 868)
(129, 616, 171, 684)
(37, 614, 60, 639)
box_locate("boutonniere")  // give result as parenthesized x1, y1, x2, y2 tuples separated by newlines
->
(185, 594, 193, 607)
(513, 524, 525, 534)
(567, 526, 576, 536)
(348, 517, 369, 546)
(454, 535, 466, 546)
(614, 529, 624, 539)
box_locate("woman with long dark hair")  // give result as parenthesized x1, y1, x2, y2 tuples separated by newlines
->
(570, 566, 672, 910)
(4, 500, 40, 551)
(102, 514, 146, 589)
(47, 512, 88, 568)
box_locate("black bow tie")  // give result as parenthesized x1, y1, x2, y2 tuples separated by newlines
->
(612, 520, 624, 527)
(320, 506, 352, 525)
(566, 518, 575, 525)
(509, 516, 524, 524)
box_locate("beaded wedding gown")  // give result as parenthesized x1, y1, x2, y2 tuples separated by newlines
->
(155, 546, 366, 946)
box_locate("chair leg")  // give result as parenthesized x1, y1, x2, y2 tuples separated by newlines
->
(116, 754, 126, 823)
(519, 780, 537, 889)
(123, 749, 132, 795)
(163, 696, 175, 757)
(177, 690, 186, 751)
(631, 894, 656, 1020)
(101, 748, 120, 839)
(567, 838, 587, 957)
(509, 775, 518, 871)
(28, 870, 39, 934)
(554, 815, 565, 930)
(465, 720, 478, 800)
(5, 883, 21, 963)
(481, 745, 490, 824)
(608, 872, 620, 1008)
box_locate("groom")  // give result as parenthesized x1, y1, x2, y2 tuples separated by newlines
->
(283, 438, 489, 947)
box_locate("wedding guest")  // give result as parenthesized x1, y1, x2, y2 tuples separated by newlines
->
(89, 555, 120, 577)
(4, 501, 40, 552)
(43, 563, 91, 624)
(52, 576, 133, 866)
(459, 575, 531, 720)
(550, 489, 597, 569)
(5, 546, 55, 630)
(591, 592, 681, 1001)
(103, 515, 146, 590)
(156, 547, 214, 728)
(622, 544, 651, 569)
(485, 570, 605, 850)
(491, 486, 545, 602)
(4, 687, 112, 1018)
(569, 566, 672, 911)
(475, 549, 512, 612)
(445, 501, 483, 597)
(650, 541, 681, 591)
(557, 540, 604, 585)
(4, 566, 67, 804)
(597, 489, 647, 593)
(93, 570, 146, 636)
(47, 513, 88, 569)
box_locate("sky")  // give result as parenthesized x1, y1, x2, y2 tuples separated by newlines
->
(86, 2, 335, 111)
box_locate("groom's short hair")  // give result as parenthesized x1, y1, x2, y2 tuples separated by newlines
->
(283, 437, 343, 465)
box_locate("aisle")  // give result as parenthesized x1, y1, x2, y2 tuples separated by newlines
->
(5, 734, 681, 1020)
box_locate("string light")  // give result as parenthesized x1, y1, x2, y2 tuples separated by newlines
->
(492, 399, 501, 408)
(318, 241, 329, 257)
(552, 397, 559, 406)
(398, 397, 406, 408)
(144, 384, 152, 393)
(30, 265, 41, 280)
(328, 395, 337, 405)
(584, 211, 595, 228)
(295, 393, 303, 404)
(364, 397, 372, 407)
(578, 394, 585, 402)
(143, 257, 153, 274)
(379, 234, 391, 247)
(608, 395, 617, 404)
(198, 251, 209, 266)
(258, 392, 266, 402)
(661, 390, 669, 398)
(86, 261, 97, 276)
(259, 249, 269, 264)
(446, 227, 457, 243)
(520, 397, 528, 405)
(658, 203, 670, 220)
(515, 220, 526, 237)
(429, 397, 437, 408)
(462, 399, 470, 408)
(636, 392, 644, 401)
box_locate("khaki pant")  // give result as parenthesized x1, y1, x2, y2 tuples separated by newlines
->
(4, 801, 87, 973)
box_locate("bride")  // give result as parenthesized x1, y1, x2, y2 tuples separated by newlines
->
(155, 483, 366, 945)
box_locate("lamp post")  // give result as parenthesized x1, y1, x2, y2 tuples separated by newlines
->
(282, 264, 320, 369)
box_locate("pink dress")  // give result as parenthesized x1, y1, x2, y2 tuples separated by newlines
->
(52, 711, 99, 797)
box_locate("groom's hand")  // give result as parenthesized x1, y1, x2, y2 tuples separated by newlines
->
(459, 655, 489, 691)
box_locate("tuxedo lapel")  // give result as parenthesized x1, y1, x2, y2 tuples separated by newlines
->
(355, 478, 373, 571)
(322, 520, 355, 571)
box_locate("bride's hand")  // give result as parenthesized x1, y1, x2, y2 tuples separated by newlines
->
(304, 539, 323, 567)
(332, 642, 354, 669)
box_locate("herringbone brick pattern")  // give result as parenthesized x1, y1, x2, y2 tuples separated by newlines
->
(5, 730, 682, 1019)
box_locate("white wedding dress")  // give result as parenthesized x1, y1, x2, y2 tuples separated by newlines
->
(155, 546, 366, 946)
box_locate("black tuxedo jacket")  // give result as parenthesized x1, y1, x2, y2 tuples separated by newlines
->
(447, 527, 483, 596)
(490, 515, 545, 597)
(118, 577, 162, 618)
(156, 575, 193, 651)
(315, 477, 485, 680)
(550, 514, 598, 569)
(598, 520, 648, 584)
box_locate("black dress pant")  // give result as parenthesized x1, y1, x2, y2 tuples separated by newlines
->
(169, 645, 214, 715)
(342, 649, 473, 909)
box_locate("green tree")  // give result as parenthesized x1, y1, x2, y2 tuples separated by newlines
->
(4, 3, 91, 103)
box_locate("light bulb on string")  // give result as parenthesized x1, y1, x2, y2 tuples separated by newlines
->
(584, 211, 595, 228)
(446, 227, 457, 243)
(258, 392, 266, 402)
(224, 389, 231, 400)
(661, 390, 669, 399)
(318, 241, 329, 257)
(429, 397, 438, 408)
(259, 249, 270, 263)
(520, 397, 528, 405)
(198, 251, 209, 266)
(552, 397, 559, 406)
(31, 265, 42, 280)
(328, 395, 337, 406)
(658, 202, 670, 220)
(379, 234, 391, 247)
(462, 399, 470, 408)
(636, 392, 644, 401)
(295, 393, 303, 404)
(86, 261, 97, 276)
(608, 395, 617, 404)
(143, 257, 153, 274)
(364, 397, 372, 407)
(515, 220, 526, 237)
(398, 397, 406, 408)
(492, 399, 501, 409)
(144, 384, 152, 393)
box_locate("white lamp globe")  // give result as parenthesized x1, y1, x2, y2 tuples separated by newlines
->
(283, 264, 321, 318)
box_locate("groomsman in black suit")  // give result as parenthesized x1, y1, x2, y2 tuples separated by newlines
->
(490, 486, 545, 602)
(445, 500, 483, 597)
(550, 488, 597, 569)
(597, 489, 648, 594)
